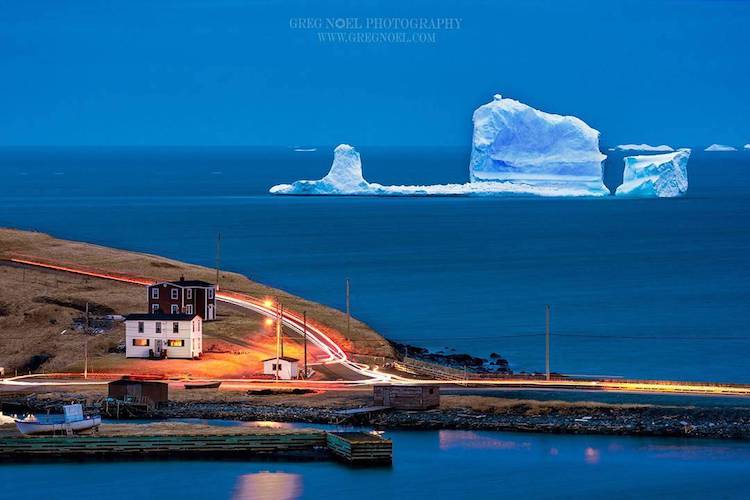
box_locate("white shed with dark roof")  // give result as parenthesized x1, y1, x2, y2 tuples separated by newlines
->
(262, 356, 299, 380)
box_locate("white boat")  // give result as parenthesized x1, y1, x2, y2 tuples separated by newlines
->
(14, 404, 101, 436)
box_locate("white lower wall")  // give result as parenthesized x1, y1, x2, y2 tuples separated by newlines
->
(125, 318, 203, 360)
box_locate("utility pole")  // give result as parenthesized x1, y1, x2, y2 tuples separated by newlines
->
(346, 278, 351, 338)
(84, 338, 88, 380)
(280, 303, 285, 358)
(275, 301, 281, 381)
(215, 232, 221, 289)
(303, 310, 308, 379)
(545, 304, 551, 381)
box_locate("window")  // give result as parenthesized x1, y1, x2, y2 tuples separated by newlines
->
(132, 338, 149, 346)
(272, 364, 281, 371)
(137, 321, 144, 333)
(167, 339, 184, 347)
(171, 288, 179, 300)
(151, 304, 160, 313)
(155, 322, 161, 334)
(186, 304, 193, 315)
(151, 288, 159, 299)
(172, 322, 179, 333)
(208, 288, 214, 299)
(170, 304, 179, 314)
(186, 289, 192, 299)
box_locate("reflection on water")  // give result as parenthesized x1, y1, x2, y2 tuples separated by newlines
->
(584, 447, 601, 464)
(233, 472, 302, 500)
(439, 430, 531, 450)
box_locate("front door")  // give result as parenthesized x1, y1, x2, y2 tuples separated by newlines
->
(154, 339, 163, 355)
(208, 304, 214, 320)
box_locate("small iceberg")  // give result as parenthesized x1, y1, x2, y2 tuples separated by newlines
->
(744, 144, 750, 150)
(271, 144, 370, 195)
(615, 149, 690, 198)
(615, 144, 674, 152)
(293, 147, 317, 152)
(705, 144, 737, 152)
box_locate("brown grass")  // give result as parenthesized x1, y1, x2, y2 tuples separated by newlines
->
(441, 395, 649, 413)
(0, 228, 394, 377)
(96, 422, 320, 436)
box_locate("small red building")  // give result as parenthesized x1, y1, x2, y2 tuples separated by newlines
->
(147, 277, 217, 321)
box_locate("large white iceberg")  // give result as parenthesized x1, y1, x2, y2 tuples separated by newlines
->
(705, 144, 737, 152)
(271, 94, 611, 197)
(615, 149, 690, 198)
(271, 144, 605, 197)
(616, 144, 674, 152)
(469, 95, 609, 195)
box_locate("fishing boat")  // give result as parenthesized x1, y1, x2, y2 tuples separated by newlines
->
(184, 381, 222, 389)
(14, 404, 101, 436)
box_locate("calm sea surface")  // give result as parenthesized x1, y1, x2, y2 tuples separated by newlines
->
(0, 146, 748, 381)
(2, 421, 750, 500)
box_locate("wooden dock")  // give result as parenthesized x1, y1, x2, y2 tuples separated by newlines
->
(0, 423, 392, 466)
(326, 432, 393, 465)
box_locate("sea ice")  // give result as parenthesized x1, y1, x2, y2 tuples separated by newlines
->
(705, 144, 737, 152)
(616, 144, 674, 152)
(615, 149, 690, 198)
(469, 94, 609, 195)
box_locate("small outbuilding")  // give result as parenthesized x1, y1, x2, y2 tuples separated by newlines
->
(374, 384, 440, 410)
(107, 378, 169, 409)
(262, 356, 299, 380)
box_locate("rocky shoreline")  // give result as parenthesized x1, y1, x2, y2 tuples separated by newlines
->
(6, 396, 750, 440)
(155, 402, 750, 440)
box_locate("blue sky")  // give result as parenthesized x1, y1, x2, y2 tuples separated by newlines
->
(0, 0, 748, 147)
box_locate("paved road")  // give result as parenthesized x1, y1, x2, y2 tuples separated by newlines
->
(4, 256, 750, 399)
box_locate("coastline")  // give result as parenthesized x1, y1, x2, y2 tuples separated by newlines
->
(5, 391, 750, 440)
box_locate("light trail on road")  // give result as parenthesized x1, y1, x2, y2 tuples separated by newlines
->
(3, 255, 750, 398)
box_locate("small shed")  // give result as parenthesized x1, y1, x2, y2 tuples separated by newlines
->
(262, 356, 299, 380)
(108, 378, 169, 408)
(373, 384, 440, 410)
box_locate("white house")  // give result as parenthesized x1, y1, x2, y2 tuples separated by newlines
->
(124, 313, 202, 359)
(262, 357, 299, 380)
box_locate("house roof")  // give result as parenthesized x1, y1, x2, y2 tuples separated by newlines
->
(125, 313, 197, 321)
(262, 356, 299, 363)
(150, 279, 215, 288)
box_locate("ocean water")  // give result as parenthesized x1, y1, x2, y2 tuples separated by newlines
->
(0, 146, 748, 381)
(1, 426, 750, 500)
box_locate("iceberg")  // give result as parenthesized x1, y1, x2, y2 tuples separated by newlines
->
(270, 144, 606, 197)
(705, 144, 737, 152)
(744, 144, 750, 150)
(271, 144, 371, 195)
(469, 94, 609, 196)
(615, 149, 690, 198)
(616, 144, 674, 152)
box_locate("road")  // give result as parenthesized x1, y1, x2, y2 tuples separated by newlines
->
(3, 256, 750, 398)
